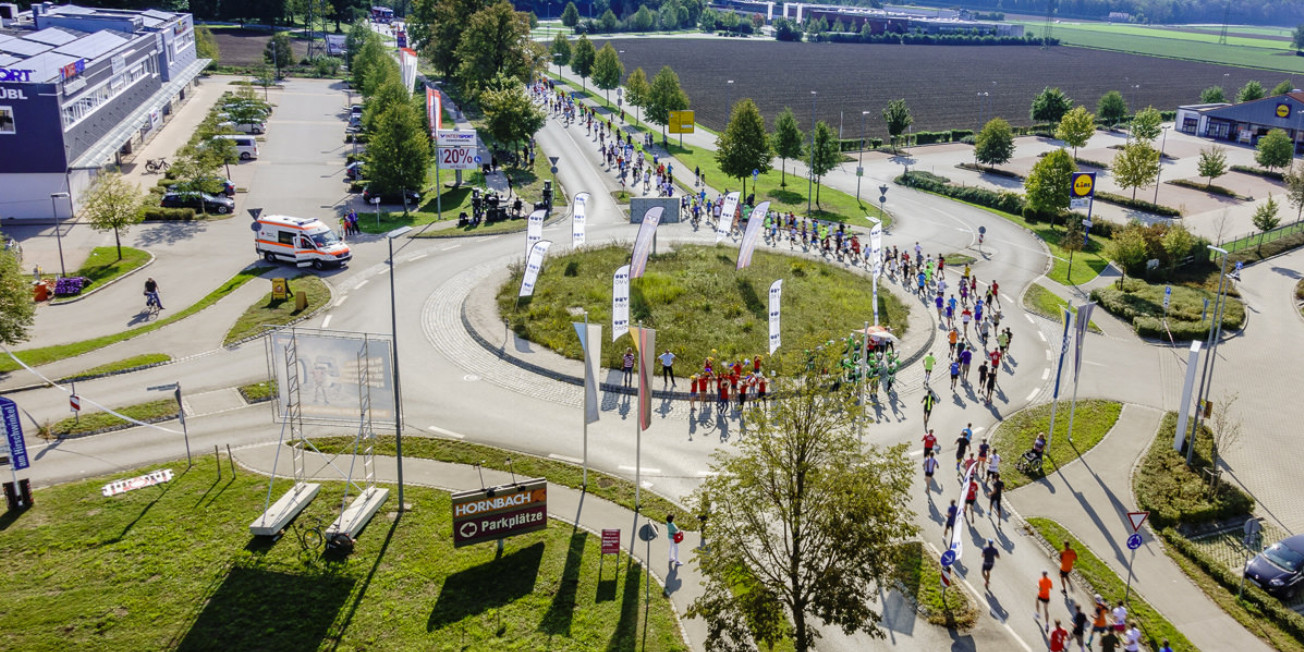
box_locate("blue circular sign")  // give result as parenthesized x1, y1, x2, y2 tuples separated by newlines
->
(1127, 533, 1143, 550)
(940, 549, 956, 567)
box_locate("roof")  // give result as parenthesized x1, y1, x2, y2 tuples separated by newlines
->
(52, 30, 127, 59)
(14, 50, 80, 83)
(0, 35, 51, 57)
(1200, 93, 1304, 128)
(23, 27, 81, 46)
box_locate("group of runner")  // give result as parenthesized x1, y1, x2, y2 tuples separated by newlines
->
(687, 355, 768, 416)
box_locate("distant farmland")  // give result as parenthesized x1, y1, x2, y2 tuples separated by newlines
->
(596, 39, 1286, 136)
(1011, 21, 1304, 74)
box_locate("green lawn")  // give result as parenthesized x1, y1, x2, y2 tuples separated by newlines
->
(1015, 21, 1304, 73)
(71, 246, 151, 287)
(223, 275, 332, 345)
(992, 400, 1122, 489)
(1090, 278, 1244, 342)
(497, 244, 910, 370)
(0, 266, 273, 374)
(0, 459, 686, 651)
(48, 398, 179, 438)
(237, 379, 276, 403)
(1022, 283, 1101, 333)
(61, 353, 172, 382)
(311, 435, 695, 531)
(1028, 518, 1196, 651)
(894, 541, 977, 629)
(1134, 412, 1253, 530)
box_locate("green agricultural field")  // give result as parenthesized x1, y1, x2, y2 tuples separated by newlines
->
(1016, 21, 1304, 73)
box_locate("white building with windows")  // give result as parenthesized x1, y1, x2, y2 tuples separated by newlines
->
(0, 3, 208, 220)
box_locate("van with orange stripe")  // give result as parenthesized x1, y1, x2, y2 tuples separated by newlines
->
(254, 215, 351, 269)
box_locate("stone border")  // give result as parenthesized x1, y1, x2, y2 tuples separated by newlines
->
(48, 250, 157, 305)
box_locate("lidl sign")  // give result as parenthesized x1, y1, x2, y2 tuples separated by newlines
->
(1277, 103, 1291, 119)
(1071, 172, 1096, 198)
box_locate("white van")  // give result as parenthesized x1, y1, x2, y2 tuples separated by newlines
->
(218, 120, 266, 135)
(254, 215, 351, 269)
(213, 134, 259, 160)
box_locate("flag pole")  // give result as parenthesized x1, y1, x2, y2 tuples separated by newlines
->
(635, 321, 643, 514)
(583, 312, 590, 488)
(1045, 308, 1075, 450)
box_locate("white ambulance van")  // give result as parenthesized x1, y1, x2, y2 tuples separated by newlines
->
(254, 215, 351, 269)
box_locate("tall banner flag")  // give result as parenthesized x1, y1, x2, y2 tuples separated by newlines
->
(571, 193, 590, 249)
(572, 322, 602, 423)
(1072, 303, 1095, 384)
(398, 48, 418, 95)
(525, 209, 546, 258)
(633, 327, 657, 431)
(612, 266, 630, 342)
(1, 397, 29, 470)
(736, 201, 772, 270)
(518, 241, 552, 297)
(948, 459, 979, 561)
(1051, 307, 1075, 400)
(715, 191, 740, 244)
(629, 207, 663, 279)
(425, 87, 442, 136)
(870, 220, 883, 326)
(768, 280, 783, 354)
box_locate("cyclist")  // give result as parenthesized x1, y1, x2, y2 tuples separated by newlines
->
(144, 278, 163, 311)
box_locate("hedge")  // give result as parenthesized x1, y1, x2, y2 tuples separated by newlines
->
(913, 130, 951, 145)
(1094, 192, 1183, 217)
(955, 162, 1023, 180)
(1092, 279, 1244, 341)
(140, 207, 197, 221)
(1231, 165, 1285, 181)
(1227, 230, 1304, 265)
(1168, 178, 1246, 199)
(1134, 412, 1254, 529)
(896, 171, 1119, 239)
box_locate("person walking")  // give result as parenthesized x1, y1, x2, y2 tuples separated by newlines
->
(1035, 570, 1054, 629)
(987, 471, 1005, 521)
(921, 389, 938, 429)
(659, 349, 676, 388)
(666, 514, 682, 568)
(981, 538, 1000, 589)
(1059, 541, 1078, 594)
(622, 348, 636, 387)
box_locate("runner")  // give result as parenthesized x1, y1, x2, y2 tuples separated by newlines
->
(963, 475, 980, 520)
(921, 389, 938, 429)
(987, 448, 1002, 482)
(923, 451, 939, 495)
(976, 437, 990, 475)
(922, 428, 938, 457)
(981, 538, 1000, 589)
(953, 432, 970, 473)
(1071, 601, 1089, 651)
(949, 358, 962, 392)
(1036, 570, 1054, 629)
(1058, 541, 1078, 594)
(987, 472, 1005, 521)
(1088, 595, 1109, 648)
(1049, 620, 1069, 652)
(923, 351, 936, 386)
(1122, 622, 1142, 652)
(943, 499, 958, 543)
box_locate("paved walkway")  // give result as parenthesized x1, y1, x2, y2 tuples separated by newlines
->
(1013, 403, 1273, 652)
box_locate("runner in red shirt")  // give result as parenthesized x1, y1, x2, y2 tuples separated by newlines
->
(1049, 620, 1068, 651)
(689, 374, 699, 410)
(922, 429, 938, 456)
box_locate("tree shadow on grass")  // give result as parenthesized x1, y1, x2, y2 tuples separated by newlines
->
(174, 566, 355, 652)
(606, 562, 644, 651)
(734, 277, 766, 319)
(766, 188, 803, 205)
(540, 530, 588, 636)
(428, 542, 545, 630)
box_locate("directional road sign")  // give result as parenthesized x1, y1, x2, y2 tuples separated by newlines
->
(1127, 511, 1149, 532)
(1127, 533, 1143, 550)
(940, 549, 956, 567)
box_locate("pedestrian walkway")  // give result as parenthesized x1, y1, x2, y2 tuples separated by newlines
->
(232, 443, 709, 650)
(1012, 403, 1273, 652)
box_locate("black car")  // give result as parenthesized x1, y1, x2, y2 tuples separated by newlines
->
(160, 191, 235, 214)
(169, 176, 235, 198)
(345, 161, 364, 181)
(361, 186, 420, 205)
(1245, 534, 1304, 598)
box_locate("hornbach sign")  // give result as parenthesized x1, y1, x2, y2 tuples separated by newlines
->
(451, 478, 547, 548)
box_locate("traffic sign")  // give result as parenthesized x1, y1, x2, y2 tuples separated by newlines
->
(638, 521, 660, 542)
(247, 208, 263, 221)
(940, 565, 952, 588)
(1127, 511, 1149, 532)
(550, 166, 559, 175)
(940, 549, 956, 567)
(978, 226, 986, 234)
(1162, 286, 1171, 309)
(1127, 533, 1143, 550)
(856, 166, 864, 177)
(69, 395, 80, 412)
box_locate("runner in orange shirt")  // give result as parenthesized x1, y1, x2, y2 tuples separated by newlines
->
(1059, 541, 1079, 594)
(1036, 570, 1054, 629)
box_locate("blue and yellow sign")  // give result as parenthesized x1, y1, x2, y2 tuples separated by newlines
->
(1071, 172, 1096, 198)
(1277, 103, 1291, 119)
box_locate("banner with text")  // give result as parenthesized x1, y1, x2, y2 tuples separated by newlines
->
(425, 87, 442, 136)
(436, 130, 477, 170)
(612, 265, 630, 342)
(634, 327, 657, 431)
(629, 206, 663, 279)
(736, 201, 771, 270)
(1, 397, 29, 470)
(571, 192, 590, 249)
(573, 322, 602, 423)
(715, 192, 739, 244)
(768, 279, 783, 355)
(519, 240, 552, 297)
(526, 209, 546, 258)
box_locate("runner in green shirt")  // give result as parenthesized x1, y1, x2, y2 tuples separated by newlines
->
(923, 352, 936, 386)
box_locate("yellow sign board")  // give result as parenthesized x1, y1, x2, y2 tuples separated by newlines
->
(1277, 103, 1291, 119)
(272, 277, 289, 300)
(1071, 172, 1096, 198)
(668, 110, 695, 135)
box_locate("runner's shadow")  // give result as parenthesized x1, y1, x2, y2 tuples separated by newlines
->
(986, 592, 1009, 622)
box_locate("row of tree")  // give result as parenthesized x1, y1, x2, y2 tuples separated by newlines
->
(1199, 79, 1300, 105)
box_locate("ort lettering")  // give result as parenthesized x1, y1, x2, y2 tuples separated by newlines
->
(0, 68, 34, 82)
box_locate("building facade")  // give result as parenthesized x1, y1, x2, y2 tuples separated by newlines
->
(1176, 91, 1304, 153)
(0, 3, 209, 220)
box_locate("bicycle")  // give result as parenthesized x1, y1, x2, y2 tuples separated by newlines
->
(144, 157, 169, 174)
(144, 292, 162, 317)
(294, 514, 326, 554)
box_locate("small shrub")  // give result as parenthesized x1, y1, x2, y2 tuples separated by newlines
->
(1231, 164, 1285, 181)
(1134, 412, 1254, 529)
(140, 207, 196, 221)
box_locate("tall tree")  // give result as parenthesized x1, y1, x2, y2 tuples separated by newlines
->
(1252, 196, 1281, 253)
(368, 89, 431, 199)
(344, 19, 372, 70)
(549, 33, 571, 77)
(1199, 86, 1226, 103)
(1024, 147, 1077, 218)
(1237, 80, 1266, 103)
(1111, 141, 1160, 200)
(455, 1, 535, 93)
(1030, 86, 1073, 125)
(1295, 24, 1304, 50)
(1096, 90, 1127, 128)
(1056, 106, 1095, 158)
(1198, 146, 1228, 189)
(1130, 106, 1162, 144)
(624, 67, 650, 123)
(646, 65, 690, 142)
(561, 0, 579, 27)
(715, 98, 773, 201)
(570, 35, 596, 91)
(1285, 163, 1304, 221)
(1272, 79, 1297, 96)
(481, 76, 547, 151)
(420, 0, 491, 78)
(1162, 224, 1196, 273)
(771, 107, 804, 188)
(264, 32, 294, 70)
(82, 172, 146, 260)
(591, 43, 624, 104)
(975, 117, 1015, 168)
(687, 349, 916, 652)
(881, 98, 912, 151)
(809, 121, 840, 207)
(0, 240, 33, 345)
(195, 25, 220, 67)
(1256, 128, 1295, 172)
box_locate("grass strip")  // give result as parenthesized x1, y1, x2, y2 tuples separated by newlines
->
(237, 380, 276, 403)
(61, 353, 172, 382)
(1224, 226, 1304, 264)
(0, 266, 272, 373)
(71, 247, 151, 287)
(895, 541, 978, 628)
(1167, 178, 1250, 200)
(0, 459, 686, 651)
(944, 252, 977, 266)
(223, 275, 331, 345)
(1022, 283, 1101, 333)
(991, 400, 1121, 490)
(1134, 412, 1253, 530)
(48, 398, 178, 438)
(310, 434, 697, 531)
(1027, 518, 1196, 651)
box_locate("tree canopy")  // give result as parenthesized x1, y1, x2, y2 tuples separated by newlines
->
(975, 117, 1016, 168)
(549, 33, 571, 70)
(1286, 163, 1304, 221)
(570, 35, 596, 90)
(481, 76, 547, 149)
(881, 98, 912, 149)
(591, 43, 624, 104)
(809, 121, 840, 207)
(1199, 86, 1226, 103)
(771, 107, 804, 187)
(1272, 79, 1297, 96)
(0, 241, 33, 345)
(1256, 128, 1295, 172)
(1197, 146, 1228, 188)
(1237, 80, 1266, 103)
(1024, 147, 1077, 216)
(416, 0, 491, 78)
(1056, 106, 1095, 157)
(1111, 141, 1161, 200)
(646, 66, 690, 140)
(1031, 86, 1073, 125)
(1130, 106, 1163, 144)
(715, 98, 773, 198)
(455, 1, 537, 93)
(1096, 90, 1127, 127)
(1252, 196, 1281, 252)
(82, 172, 146, 259)
(561, 0, 579, 26)
(368, 89, 430, 200)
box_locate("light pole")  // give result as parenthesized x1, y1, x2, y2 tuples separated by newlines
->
(554, 52, 563, 81)
(977, 91, 988, 129)
(49, 192, 68, 278)
(1153, 125, 1170, 204)
(808, 90, 817, 218)
(1187, 245, 1229, 464)
(387, 226, 413, 510)
(857, 110, 869, 203)
(726, 80, 734, 116)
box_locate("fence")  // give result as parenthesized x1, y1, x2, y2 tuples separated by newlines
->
(1214, 218, 1304, 258)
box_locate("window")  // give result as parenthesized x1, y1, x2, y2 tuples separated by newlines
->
(175, 30, 194, 54)
(278, 231, 295, 245)
(0, 106, 13, 134)
(60, 57, 156, 129)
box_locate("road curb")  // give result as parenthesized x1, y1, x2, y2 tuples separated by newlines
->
(48, 250, 158, 306)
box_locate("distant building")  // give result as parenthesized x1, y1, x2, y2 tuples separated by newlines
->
(1176, 91, 1304, 153)
(709, 1, 1023, 36)
(1107, 12, 1131, 23)
(0, 3, 208, 220)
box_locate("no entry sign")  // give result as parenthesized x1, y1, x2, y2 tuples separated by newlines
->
(450, 478, 548, 548)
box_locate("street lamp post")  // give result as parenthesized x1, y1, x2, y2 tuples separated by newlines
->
(49, 192, 69, 278)
(726, 80, 734, 116)
(857, 110, 869, 203)
(1187, 245, 1229, 464)
(1153, 125, 1170, 204)
(387, 226, 413, 509)
(808, 91, 816, 218)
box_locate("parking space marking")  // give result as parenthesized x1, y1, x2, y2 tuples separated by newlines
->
(427, 425, 465, 439)
(548, 453, 583, 464)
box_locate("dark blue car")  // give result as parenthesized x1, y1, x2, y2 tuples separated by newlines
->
(1245, 534, 1304, 599)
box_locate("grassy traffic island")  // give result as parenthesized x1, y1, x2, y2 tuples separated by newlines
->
(497, 244, 909, 370)
(1091, 278, 1244, 341)
(0, 459, 687, 650)
(991, 400, 1122, 489)
(46, 246, 151, 303)
(223, 275, 332, 345)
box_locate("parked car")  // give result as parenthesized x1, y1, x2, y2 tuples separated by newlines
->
(362, 186, 420, 205)
(1245, 534, 1304, 598)
(349, 104, 363, 119)
(169, 176, 235, 198)
(345, 161, 364, 181)
(218, 120, 265, 135)
(161, 191, 235, 214)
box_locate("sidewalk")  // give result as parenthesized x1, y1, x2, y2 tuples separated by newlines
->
(1012, 403, 1273, 652)
(232, 443, 709, 650)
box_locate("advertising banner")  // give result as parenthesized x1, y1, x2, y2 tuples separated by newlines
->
(571, 193, 589, 248)
(398, 48, 418, 95)
(425, 87, 442, 135)
(519, 240, 552, 297)
(573, 322, 602, 423)
(269, 330, 395, 426)
(768, 280, 782, 355)
(736, 201, 771, 270)
(0, 397, 28, 470)
(526, 209, 546, 258)
(436, 130, 477, 170)
(629, 206, 663, 278)
(715, 192, 740, 244)
(634, 327, 657, 431)
(451, 478, 548, 547)
(612, 265, 630, 342)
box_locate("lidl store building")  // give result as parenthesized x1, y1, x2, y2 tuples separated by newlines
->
(0, 3, 208, 220)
